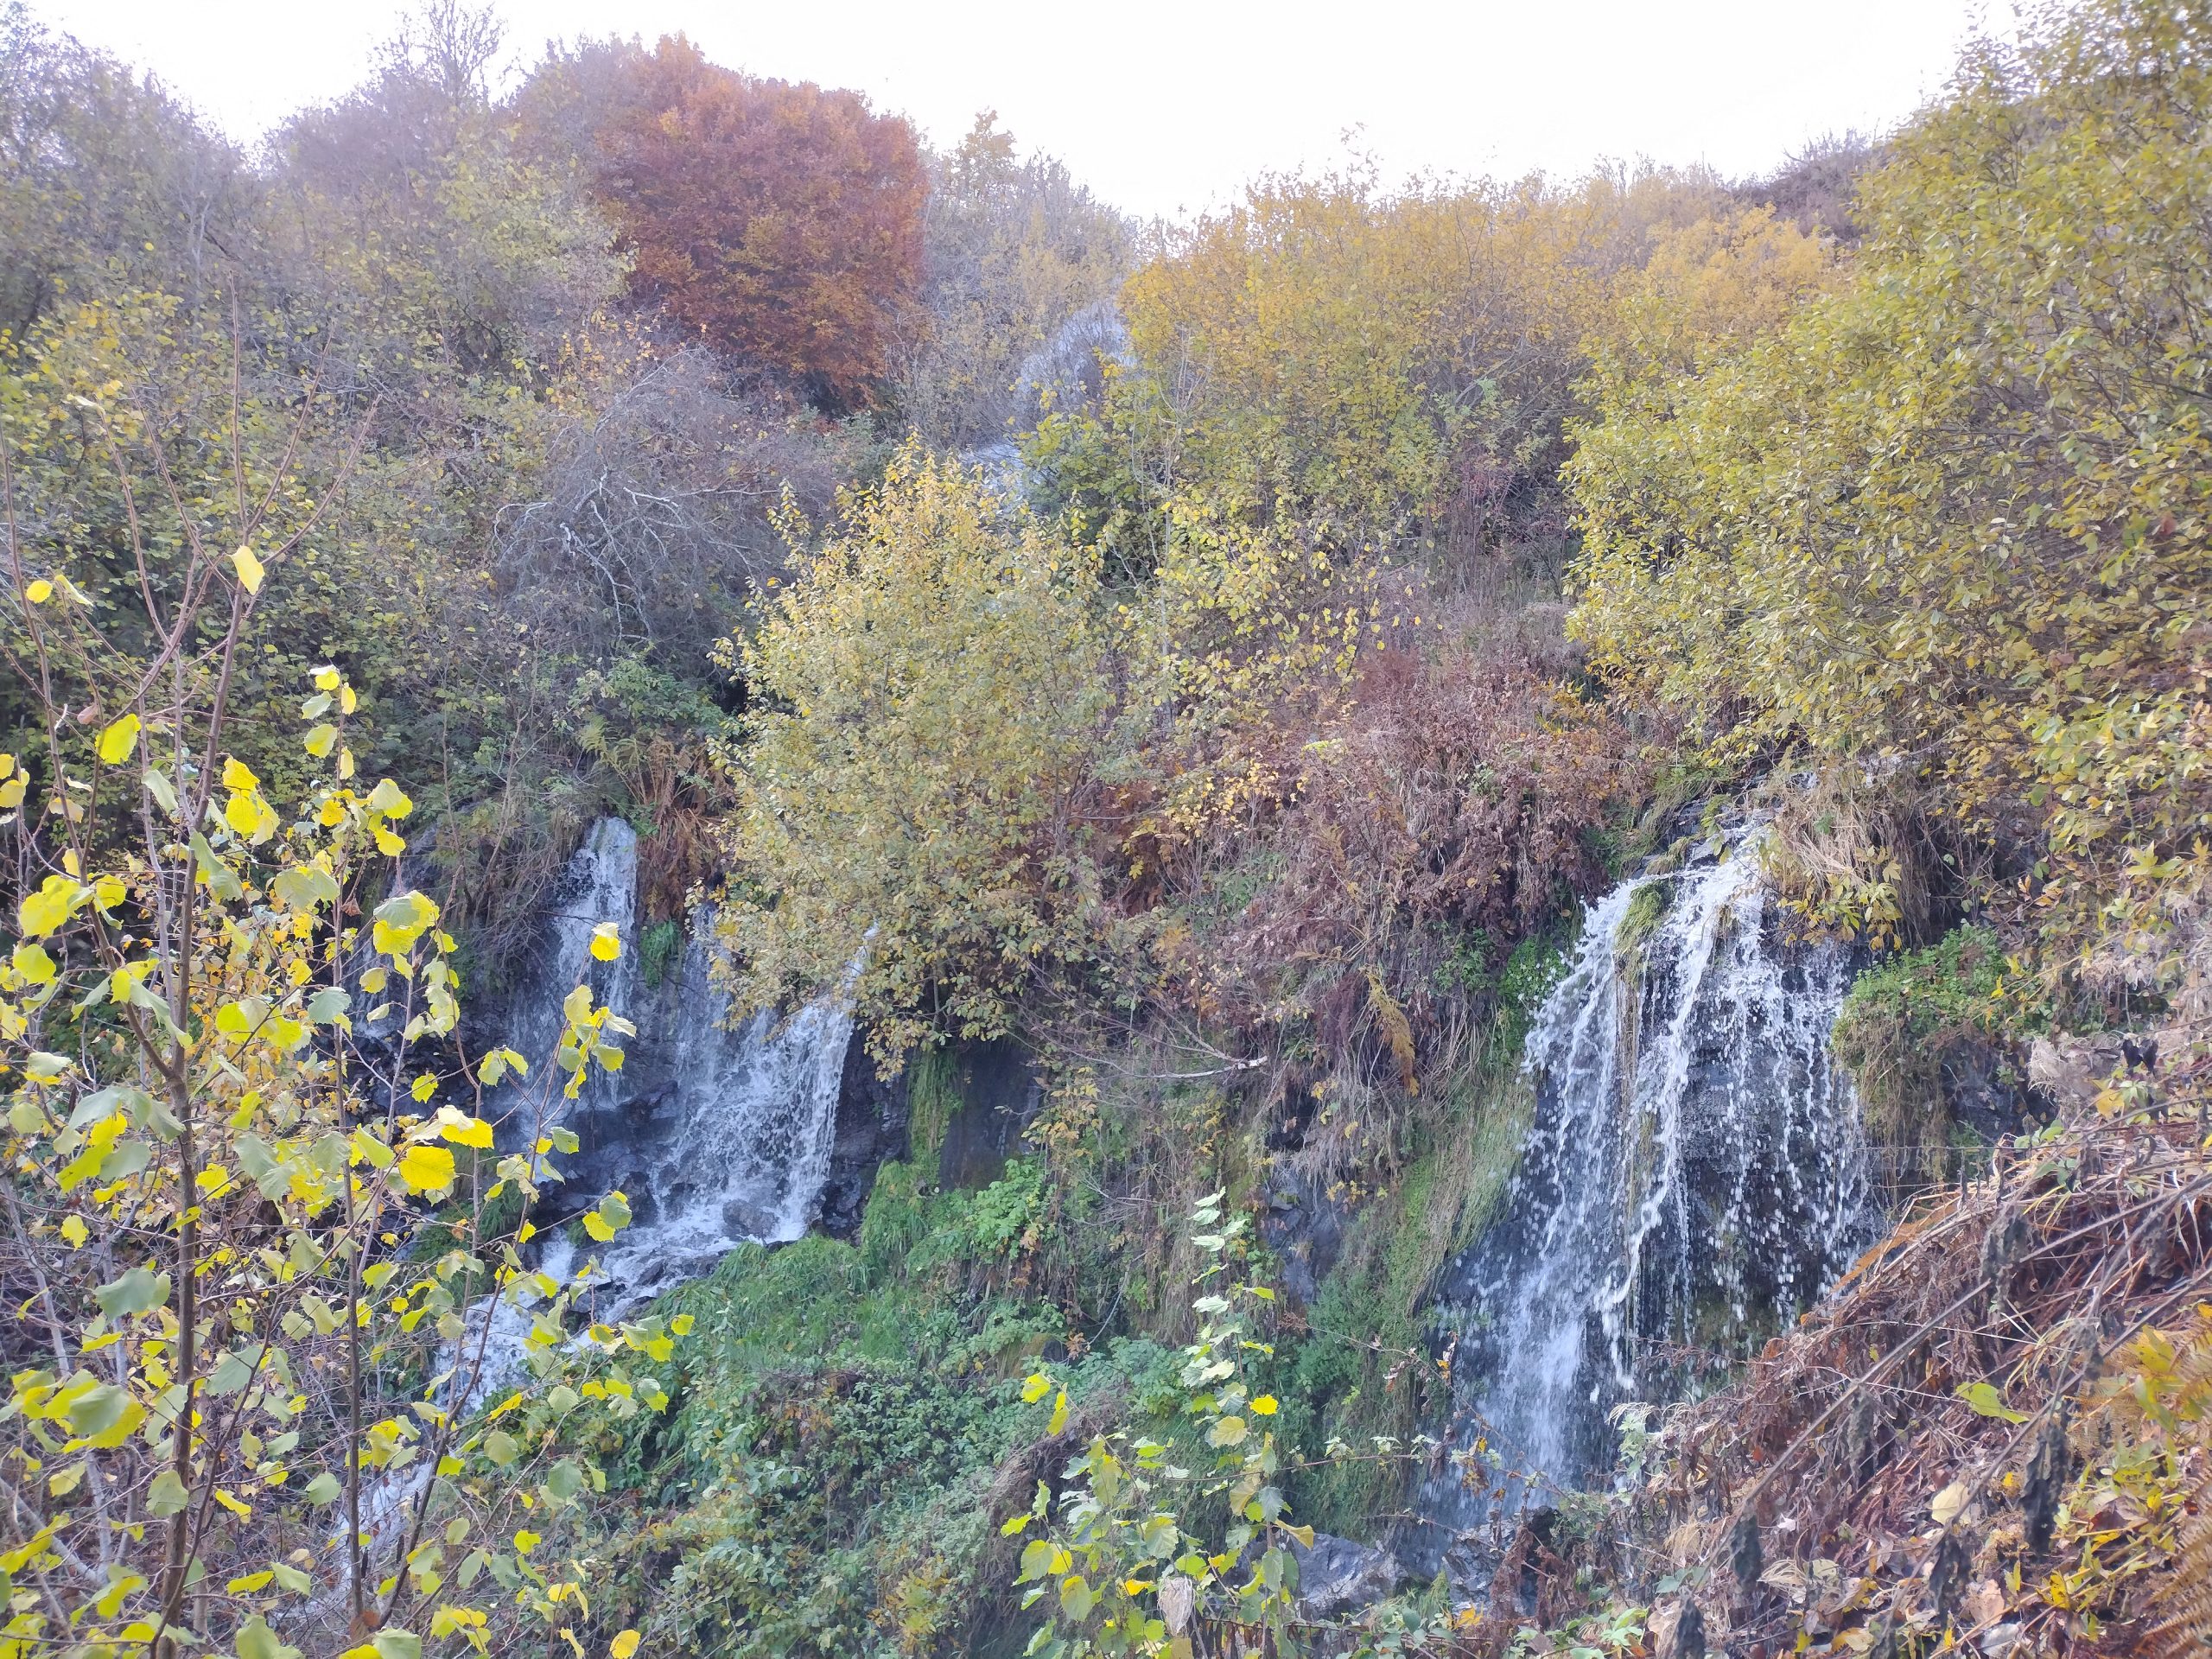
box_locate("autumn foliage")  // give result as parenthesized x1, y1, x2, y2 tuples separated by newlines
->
(587, 36, 925, 406)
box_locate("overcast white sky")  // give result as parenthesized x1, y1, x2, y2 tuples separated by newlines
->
(44, 0, 1998, 223)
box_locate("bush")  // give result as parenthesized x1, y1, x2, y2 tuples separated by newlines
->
(1832, 925, 2044, 1185)
(716, 448, 1118, 1063)
(1567, 0, 2212, 990)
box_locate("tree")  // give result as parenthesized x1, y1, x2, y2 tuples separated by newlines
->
(1565, 0, 2212, 989)
(894, 113, 1132, 451)
(716, 448, 1114, 1062)
(539, 35, 925, 410)
(0, 5, 253, 340)
(0, 325, 671, 1659)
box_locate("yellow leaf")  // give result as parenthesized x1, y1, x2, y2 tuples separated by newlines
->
(97, 713, 141, 765)
(396, 1143, 456, 1194)
(365, 778, 412, 819)
(304, 723, 339, 759)
(25, 579, 51, 603)
(1250, 1395, 1279, 1416)
(226, 791, 270, 839)
(435, 1107, 493, 1147)
(60, 1215, 87, 1247)
(611, 1632, 640, 1659)
(589, 924, 621, 962)
(232, 545, 265, 595)
(19, 874, 86, 939)
(313, 664, 341, 691)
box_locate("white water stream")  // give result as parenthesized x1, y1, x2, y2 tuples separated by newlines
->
(475, 818, 852, 1352)
(1414, 831, 1874, 1573)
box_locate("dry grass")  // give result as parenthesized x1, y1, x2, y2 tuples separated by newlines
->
(1622, 1025, 2212, 1657)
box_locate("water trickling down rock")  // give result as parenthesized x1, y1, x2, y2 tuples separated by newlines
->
(1410, 831, 1876, 1580)
(482, 818, 855, 1319)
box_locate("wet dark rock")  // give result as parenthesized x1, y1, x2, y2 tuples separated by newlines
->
(1262, 1167, 1349, 1308)
(815, 1031, 911, 1238)
(935, 1039, 1041, 1190)
(1290, 1533, 1405, 1619)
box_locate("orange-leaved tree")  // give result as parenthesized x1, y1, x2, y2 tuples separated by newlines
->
(576, 35, 925, 410)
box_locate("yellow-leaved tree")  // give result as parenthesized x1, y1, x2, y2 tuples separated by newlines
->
(715, 448, 1116, 1064)
(0, 333, 671, 1659)
(1566, 0, 2212, 988)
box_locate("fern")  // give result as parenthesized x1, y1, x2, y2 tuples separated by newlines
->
(2140, 1328, 2212, 1657)
(2145, 1483, 2212, 1659)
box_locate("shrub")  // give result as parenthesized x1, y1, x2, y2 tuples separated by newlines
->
(1567, 0, 2212, 989)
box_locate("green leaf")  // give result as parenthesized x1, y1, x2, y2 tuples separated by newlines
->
(1058, 1574, 1095, 1621)
(1957, 1382, 2028, 1423)
(143, 766, 179, 817)
(272, 864, 340, 913)
(93, 1267, 171, 1319)
(65, 1382, 144, 1447)
(587, 1191, 632, 1243)
(302, 1471, 342, 1504)
(146, 1469, 189, 1516)
(237, 1615, 301, 1659)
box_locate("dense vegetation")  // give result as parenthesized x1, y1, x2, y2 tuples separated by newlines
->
(2, 0, 2209, 1655)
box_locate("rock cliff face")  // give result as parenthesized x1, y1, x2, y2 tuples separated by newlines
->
(817, 1034, 910, 1237)
(929, 1039, 1043, 1190)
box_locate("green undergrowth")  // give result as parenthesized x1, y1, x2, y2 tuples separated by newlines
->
(1832, 925, 2044, 1189)
(569, 965, 1558, 1649)
(1287, 1015, 1539, 1537)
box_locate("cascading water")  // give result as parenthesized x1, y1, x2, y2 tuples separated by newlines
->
(575, 922, 853, 1305)
(481, 818, 854, 1320)
(1411, 829, 1876, 1579)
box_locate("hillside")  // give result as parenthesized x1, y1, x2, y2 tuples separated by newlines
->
(0, 2, 2208, 1656)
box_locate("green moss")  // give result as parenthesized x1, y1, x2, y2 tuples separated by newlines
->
(639, 917, 683, 990)
(1614, 879, 1671, 975)
(906, 1047, 958, 1165)
(1833, 925, 2043, 1192)
(1283, 1013, 1536, 1538)
(1498, 933, 1568, 1044)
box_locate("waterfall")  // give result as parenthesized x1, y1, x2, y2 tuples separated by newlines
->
(579, 925, 853, 1304)
(1413, 830, 1875, 1575)
(480, 818, 854, 1321)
